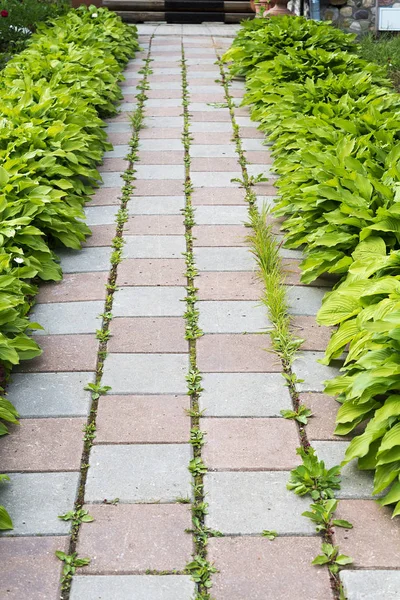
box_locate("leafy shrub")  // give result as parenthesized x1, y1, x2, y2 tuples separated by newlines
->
(0, 5, 138, 529)
(224, 16, 400, 517)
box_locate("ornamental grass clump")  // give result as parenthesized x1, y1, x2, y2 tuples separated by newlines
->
(224, 16, 400, 517)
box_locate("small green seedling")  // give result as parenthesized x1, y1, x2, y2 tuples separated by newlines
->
(302, 499, 352, 534)
(287, 447, 341, 500)
(262, 530, 278, 540)
(280, 405, 313, 425)
(58, 508, 94, 526)
(84, 383, 111, 400)
(56, 551, 90, 590)
(312, 543, 353, 574)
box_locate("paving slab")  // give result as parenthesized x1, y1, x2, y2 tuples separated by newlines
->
(340, 570, 400, 600)
(104, 145, 130, 158)
(300, 392, 353, 441)
(7, 371, 94, 417)
(0, 472, 79, 535)
(195, 247, 255, 271)
(205, 471, 315, 534)
(191, 172, 241, 188)
(200, 372, 292, 416)
(84, 205, 118, 226)
(16, 334, 98, 373)
(190, 144, 238, 157)
(102, 353, 188, 394)
(134, 165, 184, 180)
(83, 224, 115, 247)
(197, 333, 280, 372)
(71, 575, 196, 600)
(292, 316, 333, 352)
(293, 351, 344, 392)
(85, 444, 191, 502)
(193, 225, 247, 247)
(117, 258, 186, 286)
(127, 196, 185, 215)
(96, 395, 189, 443)
(197, 271, 263, 300)
(287, 286, 326, 316)
(31, 301, 103, 335)
(208, 537, 332, 600)
(57, 247, 112, 273)
(109, 317, 187, 353)
(125, 214, 184, 235)
(195, 205, 248, 225)
(192, 187, 245, 205)
(113, 286, 185, 317)
(137, 150, 185, 164)
(90, 187, 121, 206)
(1, 536, 67, 600)
(123, 235, 185, 259)
(198, 300, 269, 333)
(139, 139, 183, 151)
(37, 272, 108, 303)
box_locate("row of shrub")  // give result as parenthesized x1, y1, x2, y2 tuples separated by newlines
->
(0, 5, 138, 529)
(224, 17, 400, 517)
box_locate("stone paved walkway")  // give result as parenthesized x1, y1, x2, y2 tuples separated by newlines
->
(1, 23, 400, 600)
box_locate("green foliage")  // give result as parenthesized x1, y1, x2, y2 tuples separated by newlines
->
(288, 447, 341, 501)
(302, 499, 352, 534)
(56, 551, 91, 590)
(281, 405, 312, 425)
(358, 32, 400, 91)
(312, 543, 353, 575)
(226, 15, 400, 517)
(262, 529, 277, 540)
(58, 508, 94, 526)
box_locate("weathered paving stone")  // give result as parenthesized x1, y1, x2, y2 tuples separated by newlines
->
(31, 301, 103, 335)
(191, 172, 241, 188)
(57, 247, 112, 273)
(140, 128, 182, 139)
(104, 144, 130, 158)
(195, 247, 255, 271)
(312, 441, 376, 499)
(191, 132, 235, 145)
(117, 259, 186, 286)
(84, 205, 118, 226)
(202, 418, 300, 470)
(108, 317, 187, 353)
(105, 122, 131, 133)
(335, 500, 400, 568)
(193, 225, 247, 247)
(99, 158, 129, 172)
(241, 138, 270, 151)
(195, 205, 248, 225)
(89, 187, 121, 206)
(1, 536, 67, 600)
(200, 373, 292, 416)
(137, 150, 185, 164)
(208, 537, 332, 600)
(192, 187, 245, 205)
(293, 351, 344, 392)
(85, 444, 191, 502)
(0, 472, 79, 535)
(1, 418, 85, 472)
(340, 570, 400, 600)
(95, 395, 189, 443)
(149, 81, 181, 89)
(125, 215, 184, 235)
(198, 301, 269, 333)
(144, 117, 184, 129)
(191, 112, 231, 123)
(113, 287, 185, 317)
(291, 316, 333, 352)
(139, 139, 183, 151)
(197, 333, 279, 372)
(102, 354, 188, 394)
(76, 505, 192, 573)
(286, 286, 326, 316)
(16, 334, 98, 373)
(128, 196, 185, 215)
(83, 224, 115, 248)
(7, 372, 94, 417)
(123, 235, 185, 259)
(300, 392, 352, 441)
(145, 98, 182, 107)
(134, 164, 184, 180)
(205, 471, 315, 534)
(71, 575, 196, 600)
(190, 144, 238, 157)
(197, 271, 262, 300)
(37, 272, 108, 303)
(191, 157, 240, 171)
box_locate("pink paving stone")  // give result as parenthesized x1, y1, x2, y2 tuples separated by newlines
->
(291, 316, 333, 351)
(187, 78, 220, 86)
(122, 94, 136, 102)
(334, 500, 400, 568)
(235, 107, 251, 117)
(147, 89, 182, 99)
(107, 113, 133, 122)
(137, 151, 185, 165)
(191, 132, 234, 145)
(193, 225, 247, 247)
(117, 258, 186, 286)
(18, 334, 98, 372)
(300, 392, 357, 441)
(201, 418, 300, 470)
(144, 107, 183, 117)
(1, 418, 85, 471)
(197, 333, 280, 372)
(95, 395, 189, 443)
(191, 157, 240, 172)
(1, 536, 68, 600)
(83, 224, 115, 247)
(78, 504, 193, 573)
(191, 94, 225, 102)
(208, 537, 332, 600)
(245, 150, 273, 164)
(197, 271, 262, 301)
(89, 187, 121, 206)
(134, 180, 183, 195)
(190, 112, 231, 123)
(254, 182, 278, 195)
(108, 317, 187, 353)
(192, 188, 245, 205)
(125, 215, 184, 236)
(147, 75, 183, 82)
(240, 127, 265, 138)
(108, 132, 132, 145)
(37, 272, 108, 303)
(187, 65, 219, 72)
(99, 158, 129, 172)
(140, 128, 182, 139)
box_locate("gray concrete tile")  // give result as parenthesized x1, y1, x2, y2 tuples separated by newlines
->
(101, 173, 124, 188)
(144, 117, 184, 128)
(340, 571, 400, 600)
(134, 165, 184, 180)
(186, 58, 217, 64)
(201, 373, 291, 416)
(256, 196, 278, 211)
(71, 576, 196, 600)
(145, 99, 182, 107)
(121, 85, 138, 94)
(149, 82, 182, 89)
(104, 145, 130, 158)
(120, 102, 137, 111)
(312, 441, 376, 499)
(205, 471, 315, 535)
(31, 301, 103, 335)
(236, 116, 258, 127)
(195, 206, 248, 225)
(191, 172, 241, 187)
(123, 235, 185, 259)
(105, 122, 131, 133)
(85, 444, 191, 502)
(287, 286, 326, 316)
(57, 247, 112, 273)
(190, 144, 237, 157)
(187, 71, 221, 78)
(8, 372, 94, 417)
(198, 300, 269, 333)
(242, 139, 270, 151)
(84, 206, 118, 226)
(190, 122, 232, 132)
(0, 473, 79, 535)
(139, 139, 183, 151)
(189, 103, 229, 113)
(279, 246, 304, 259)
(293, 351, 343, 392)
(128, 196, 185, 215)
(195, 247, 255, 271)
(247, 164, 273, 178)
(102, 353, 188, 394)
(113, 286, 185, 317)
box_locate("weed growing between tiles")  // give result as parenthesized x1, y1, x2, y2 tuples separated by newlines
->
(180, 44, 220, 600)
(55, 38, 155, 599)
(216, 53, 352, 600)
